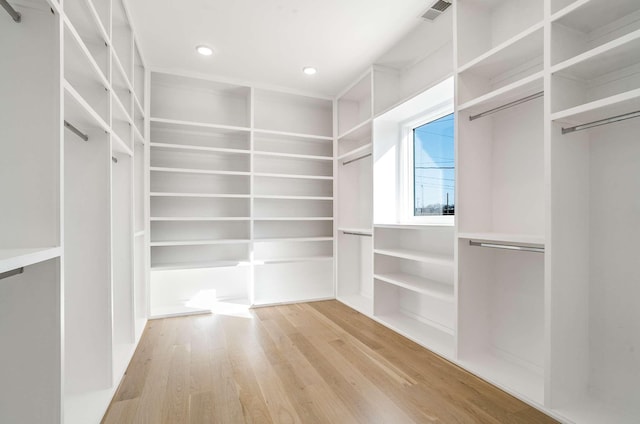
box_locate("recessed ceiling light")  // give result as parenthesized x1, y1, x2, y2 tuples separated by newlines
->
(196, 45, 214, 56)
(303, 67, 317, 75)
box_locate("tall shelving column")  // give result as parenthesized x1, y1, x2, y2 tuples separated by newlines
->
(367, 76, 456, 361)
(548, 0, 640, 422)
(454, 0, 546, 406)
(63, 0, 115, 419)
(252, 89, 334, 305)
(62, 0, 147, 420)
(148, 72, 252, 317)
(0, 1, 62, 423)
(335, 71, 374, 315)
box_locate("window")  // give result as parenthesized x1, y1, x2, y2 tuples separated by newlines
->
(413, 113, 455, 217)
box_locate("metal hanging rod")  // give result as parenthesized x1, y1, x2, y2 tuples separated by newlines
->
(64, 120, 89, 142)
(561, 110, 640, 135)
(0, 267, 24, 281)
(342, 153, 372, 166)
(112, 157, 118, 164)
(342, 231, 372, 237)
(1, 0, 21, 22)
(469, 240, 544, 253)
(469, 91, 544, 121)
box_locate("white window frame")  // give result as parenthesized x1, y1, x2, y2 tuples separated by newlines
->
(399, 99, 454, 226)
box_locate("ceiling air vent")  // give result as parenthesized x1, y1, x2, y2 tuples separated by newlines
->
(421, 0, 452, 21)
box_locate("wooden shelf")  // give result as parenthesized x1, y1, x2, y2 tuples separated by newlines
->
(253, 217, 333, 221)
(253, 128, 333, 141)
(337, 72, 372, 136)
(150, 217, 250, 222)
(338, 118, 372, 140)
(151, 261, 251, 271)
(374, 248, 454, 268)
(63, 17, 110, 89)
(374, 312, 455, 359)
(112, 48, 134, 94)
(64, 81, 110, 137)
(374, 272, 454, 302)
(551, 0, 640, 35)
(253, 172, 333, 180)
(150, 239, 251, 247)
(337, 143, 372, 162)
(150, 166, 250, 176)
(551, 87, 640, 125)
(254, 256, 333, 265)
(0, 247, 61, 274)
(374, 223, 449, 230)
(253, 195, 333, 200)
(253, 151, 332, 161)
(112, 132, 133, 156)
(458, 22, 544, 78)
(133, 125, 144, 145)
(458, 72, 544, 116)
(551, 28, 640, 80)
(150, 192, 250, 198)
(150, 142, 250, 155)
(150, 117, 251, 133)
(254, 237, 333, 243)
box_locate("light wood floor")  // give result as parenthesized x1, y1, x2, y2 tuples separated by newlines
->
(102, 300, 557, 423)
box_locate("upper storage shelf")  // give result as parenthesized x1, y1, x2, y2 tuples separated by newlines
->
(551, 0, 640, 67)
(112, 0, 133, 83)
(253, 89, 332, 137)
(457, 25, 543, 106)
(456, 0, 543, 68)
(337, 72, 372, 137)
(151, 72, 251, 128)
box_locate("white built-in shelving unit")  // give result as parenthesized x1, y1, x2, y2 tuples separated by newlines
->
(331, 1, 640, 422)
(547, 0, 640, 422)
(1, 0, 148, 422)
(334, 16, 457, 358)
(4, 0, 639, 423)
(148, 72, 334, 315)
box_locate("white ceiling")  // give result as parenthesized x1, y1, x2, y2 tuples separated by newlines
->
(126, 0, 436, 97)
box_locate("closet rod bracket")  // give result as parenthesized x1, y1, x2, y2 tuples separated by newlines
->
(0, 267, 24, 281)
(64, 120, 89, 142)
(1, 0, 21, 22)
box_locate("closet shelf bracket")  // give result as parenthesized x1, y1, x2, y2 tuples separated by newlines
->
(469, 240, 543, 253)
(64, 120, 89, 142)
(1, 0, 21, 22)
(561, 110, 640, 134)
(469, 91, 543, 121)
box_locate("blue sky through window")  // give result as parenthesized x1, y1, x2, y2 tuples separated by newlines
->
(413, 113, 455, 216)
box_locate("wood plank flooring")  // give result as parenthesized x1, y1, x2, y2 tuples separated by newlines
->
(102, 300, 557, 423)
